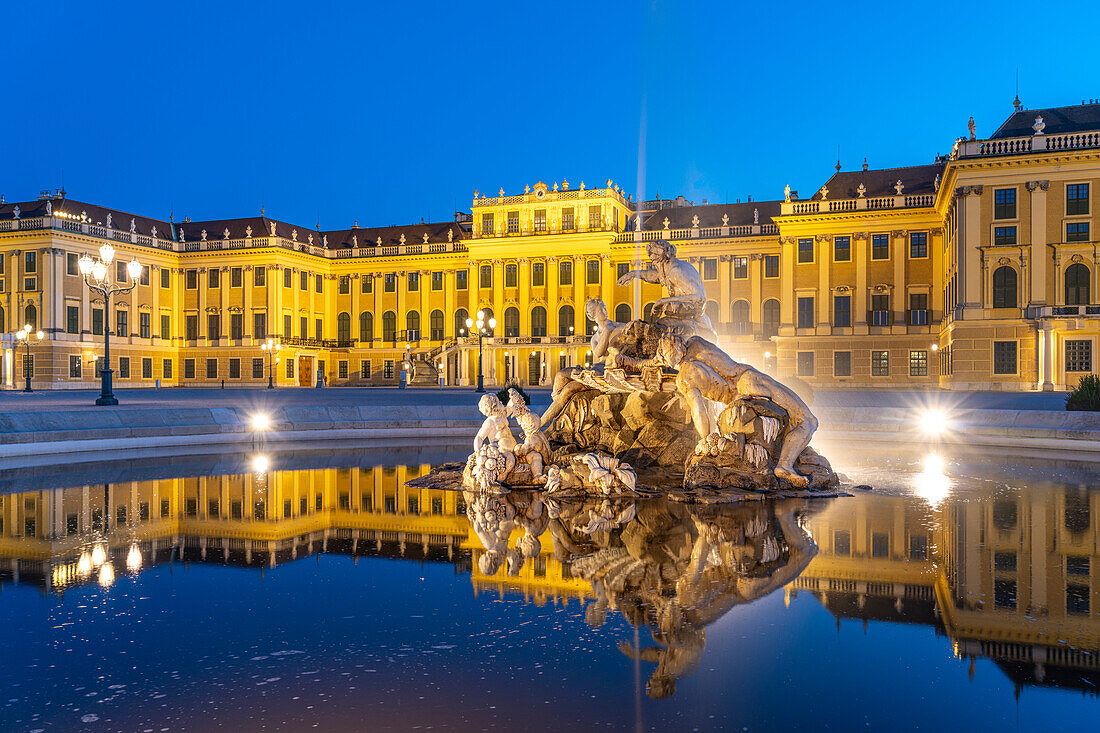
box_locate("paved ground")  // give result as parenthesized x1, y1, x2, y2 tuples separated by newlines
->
(0, 386, 1067, 412)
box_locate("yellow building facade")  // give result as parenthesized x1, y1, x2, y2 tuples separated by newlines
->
(3, 100, 1100, 391)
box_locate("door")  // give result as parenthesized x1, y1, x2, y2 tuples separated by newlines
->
(528, 353, 541, 386)
(298, 356, 313, 387)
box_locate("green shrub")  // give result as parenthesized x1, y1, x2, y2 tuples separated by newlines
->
(1066, 374, 1100, 411)
(497, 380, 531, 407)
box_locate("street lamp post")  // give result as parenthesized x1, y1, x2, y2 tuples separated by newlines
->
(77, 243, 143, 406)
(465, 310, 496, 393)
(14, 325, 43, 392)
(261, 338, 281, 389)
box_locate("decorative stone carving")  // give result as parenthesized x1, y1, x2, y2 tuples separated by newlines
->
(1071, 254, 1085, 264)
(934, 174, 941, 192)
(201, 229, 208, 241)
(691, 215, 699, 228)
(662, 217, 670, 230)
(722, 213, 729, 226)
(107, 213, 113, 228)
(45, 201, 51, 216)
(753, 208, 759, 225)
(1033, 115, 1046, 135)
(1026, 180, 1051, 192)
(223, 228, 230, 239)
(894, 180, 904, 195)
(245, 225, 252, 238)
(815, 234, 831, 242)
(819, 185, 829, 201)
(269, 222, 277, 237)
(784, 184, 791, 203)
(151, 226, 158, 238)
(616, 242, 716, 343)
(968, 116, 976, 140)
(891, 230, 908, 238)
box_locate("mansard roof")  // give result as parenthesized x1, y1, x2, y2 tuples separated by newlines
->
(637, 200, 781, 230)
(991, 101, 1100, 139)
(0, 198, 173, 238)
(323, 221, 467, 248)
(175, 216, 303, 243)
(809, 162, 945, 201)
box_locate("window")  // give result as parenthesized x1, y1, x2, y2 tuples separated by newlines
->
(456, 270, 467, 290)
(1067, 556, 1090, 576)
(797, 238, 813, 263)
(359, 311, 374, 341)
(408, 272, 419, 291)
(207, 314, 220, 341)
(1068, 584, 1090, 615)
(300, 271, 308, 290)
(764, 255, 779, 278)
(231, 268, 243, 288)
(284, 314, 291, 338)
(505, 264, 517, 288)
(339, 275, 350, 294)
(116, 310, 128, 338)
(994, 226, 1017, 246)
(161, 314, 170, 339)
(762, 299, 780, 337)
(254, 266, 266, 287)
(432, 271, 443, 291)
(796, 297, 814, 329)
(337, 312, 351, 343)
(338, 360, 348, 379)
(315, 274, 323, 293)
(69, 354, 82, 378)
(871, 294, 890, 326)
(992, 266, 1017, 308)
(832, 295, 850, 327)
(1067, 222, 1090, 242)
(533, 209, 546, 232)
(139, 312, 150, 338)
(208, 268, 220, 289)
(507, 211, 519, 234)
(406, 310, 420, 339)
(796, 351, 814, 376)
(994, 580, 1017, 609)
(118, 357, 130, 379)
(185, 315, 197, 341)
(834, 236, 850, 262)
(834, 530, 851, 556)
(994, 188, 1016, 219)
(230, 313, 243, 340)
(285, 269, 294, 288)
(360, 360, 371, 379)
(24, 251, 36, 273)
(872, 350, 889, 376)
(872, 533, 890, 558)
(206, 359, 217, 379)
(994, 551, 1017, 571)
(361, 274, 372, 293)
(1066, 339, 1092, 372)
(504, 307, 519, 337)
(454, 308, 468, 337)
(254, 313, 266, 340)
(66, 305, 79, 334)
(909, 232, 928, 258)
(161, 268, 171, 288)
(993, 341, 1017, 374)
(384, 273, 396, 292)
(1067, 183, 1090, 215)
(186, 269, 198, 289)
(589, 204, 602, 229)
(730, 301, 749, 333)
(909, 350, 928, 377)
(558, 305, 575, 336)
(562, 207, 574, 230)
(430, 309, 444, 340)
(586, 259, 600, 284)
(315, 318, 323, 340)
(532, 261, 545, 287)
(559, 260, 572, 285)
(909, 293, 928, 325)
(1066, 263, 1090, 305)
(872, 233, 889, 259)
(285, 358, 294, 379)
(480, 265, 492, 289)
(733, 257, 748, 278)
(834, 351, 852, 377)
(615, 303, 632, 323)
(531, 306, 547, 337)
(184, 359, 195, 379)
(481, 213, 494, 235)
(382, 311, 396, 341)
(163, 359, 173, 379)
(702, 258, 717, 280)
(66, 252, 79, 275)
(384, 360, 395, 379)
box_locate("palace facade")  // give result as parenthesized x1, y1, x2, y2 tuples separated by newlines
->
(4, 99, 1100, 391)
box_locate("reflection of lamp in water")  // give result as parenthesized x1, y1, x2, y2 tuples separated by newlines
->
(252, 454, 269, 475)
(126, 544, 142, 572)
(915, 452, 950, 506)
(76, 551, 93, 577)
(90, 543, 107, 568)
(98, 562, 115, 588)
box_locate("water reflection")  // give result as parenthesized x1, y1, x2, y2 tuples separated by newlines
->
(0, 463, 1097, 701)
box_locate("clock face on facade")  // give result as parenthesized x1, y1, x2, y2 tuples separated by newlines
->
(533, 181, 548, 199)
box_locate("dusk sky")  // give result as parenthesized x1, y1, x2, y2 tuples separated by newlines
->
(4, 0, 1100, 228)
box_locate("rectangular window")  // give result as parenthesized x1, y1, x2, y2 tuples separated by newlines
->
(834, 236, 851, 262)
(118, 357, 129, 379)
(24, 251, 36, 273)
(872, 233, 889, 259)
(185, 315, 197, 341)
(231, 267, 243, 288)
(230, 314, 243, 340)
(254, 313, 266, 340)
(589, 205, 602, 229)
(286, 358, 294, 379)
(562, 208, 575, 230)
(300, 316, 307, 338)
(229, 358, 241, 379)
(796, 351, 814, 376)
(533, 209, 546, 232)
(66, 305, 79, 334)
(994, 551, 1017, 571)
(797, 296, 814, 329)
(338, 360, 348, 379)
(480, 265, 492, 289)
(339, 275, 350, 294)
(205, 358, 218, 379)
(315, 319, 322, 341)
(559, 260, 572, 286)
(432, 271, 443, 290)
(1065, 339, 1092, 372)
(871, 350, 890, 376)
(254, 267, 266, 287)
(733, 257, 748, 278)
(1067, 183, 1090, 215)
(908, 293, 928, 325)
(300, 271, 308, 290)
(702, 258, 717, 280)
(360, 360, 371, 379)
(1067, 556, 1090, 575)
(161, 268, 171, 288)
(994, 226, 1017, 246)
(797, 238, 814, 263)
(586, 259, 600, 285)
(1068, 584, 1090, 615)
(67, 252, 79, 275)
(92, 308, 104, 336)
(994, 579, 1017, 609)
(456, 270, 467, 290)
(834, 530, 851, 556)
(315, 274, 323, 293)
(384, 360, 395, 379)
(993, 341, 1017, 374)
(208, 268, 220, 289)
(24, 276, 35, 291)
(186, 269, 198, 289)
(764, 255, 779, 278)
(994, 188, 1017, 219)
(408, 272, 419, 291)
(834, 351, 852, 377)
(833, 295, 851, 327)
(285, 268, 293, 288)
(1067, 222, 1090, 242)
(909, 231, 928, 258)
(116, 310, 128, 338)
(871, 294, 890, 326)
(184, 359, 195, 379)
(139, 312, 150, 338)
(384, 273, 396, 292)
(507, 211, 519, 234)
(252, 358, 264, 379)
(909, 350, 928, 377)
(481, 213, 494, 235)
(69, 354, 82, 378)
(207, 314, 220, 341)
(161, 314, 170, 339)
(141, 358, 152, 379)
(163, 359, 173, 379)
(505, 264, 517, 288)
(284, 314, 292, 337)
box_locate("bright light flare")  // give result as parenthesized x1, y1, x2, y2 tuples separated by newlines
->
(915, 452, 951, 507)
(251, 413, 270, 431)
(90, 543, 107, 568)
(919, 408, 951, 436)
(252, 454, 269, 473)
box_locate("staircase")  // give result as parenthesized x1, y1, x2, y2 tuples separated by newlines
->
(408, 354, 440, 385)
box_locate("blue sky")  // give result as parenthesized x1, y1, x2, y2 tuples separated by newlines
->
(4, 0, 1100, 227)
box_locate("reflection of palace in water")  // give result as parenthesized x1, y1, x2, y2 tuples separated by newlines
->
(1, 468, 1097, 694)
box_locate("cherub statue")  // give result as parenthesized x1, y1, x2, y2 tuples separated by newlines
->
(506, 389, 552, 479)
(473, 393, 517, 455)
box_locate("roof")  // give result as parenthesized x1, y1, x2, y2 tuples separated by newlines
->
(636, 200, 781, 230)
(810, 163, 945, 201)
(175, 216, 303, 244)
(323, 221, 466, 248)
(991, 102, 1100, 139)
(0, 198, 173, 238)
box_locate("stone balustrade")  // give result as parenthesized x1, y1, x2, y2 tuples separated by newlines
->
(781, 193, 937, 216)
(613, 222, 777, 243)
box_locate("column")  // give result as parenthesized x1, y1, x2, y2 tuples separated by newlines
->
(444, 270, 456, 339)
(325, 274, 337, 339)
(960, 187, 983, 314)
(1027, 181, 1049, 305)
(547, 257, 559, 336)
(396, 272, 407, 342)
(373, 272, 383, 340)
(855, 234, 868, 332)
(419, 270, 430, 342)
(817, 236, 831, 328)
(197, 273, 207, 339)
(1042, 322, 1054, 390)
(351, 273, 360, 341)
(219, 271, 229, 342)
(931, 228, 945, 323)
(779, 238, 794, 330)
(892, 230, 907, 332)
(492, 260, 504, 322)
(572, 256, 584, 334)
(243, 271, 253, 339)
(151, 267, 161, 340)
(749, 254, 762, 334)
(518, 258, 531, 335)
(51, 249, 64, 334)
(468, 261, 480, 320)
(600, 254, 613, 313)
(718, 256, 732, 323)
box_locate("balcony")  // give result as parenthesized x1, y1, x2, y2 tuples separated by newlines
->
(954, 131, 1100, 159)
(1031, 305, 1100, 319)
(613, 222, 778, 244)
(780, 194, 935, 217)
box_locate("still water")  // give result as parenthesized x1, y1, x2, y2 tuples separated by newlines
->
(0, 447, 1097, 732)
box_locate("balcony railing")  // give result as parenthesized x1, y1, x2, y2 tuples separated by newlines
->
(613, 222, 777, 243)
(781, 193, 936, 217)
(1031, 304, 1100, 318)
(954, 130, 1100, 159)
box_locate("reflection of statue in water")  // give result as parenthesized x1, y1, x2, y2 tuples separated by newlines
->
(653, 333, 819, 487)
(616, 240, 717, 342)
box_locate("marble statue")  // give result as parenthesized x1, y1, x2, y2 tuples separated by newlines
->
(616, 240, 717, 342)
(506, 389, 551, 479)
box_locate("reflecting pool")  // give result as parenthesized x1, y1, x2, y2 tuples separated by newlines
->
(0, 449, 1098, 731)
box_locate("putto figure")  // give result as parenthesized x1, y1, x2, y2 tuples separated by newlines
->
(506, 389, 552, 479)
(616, 240, 717, 342)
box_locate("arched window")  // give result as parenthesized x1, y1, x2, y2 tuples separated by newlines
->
(430, 309, 444, 340)
(359, 311, 373, 342)
(732, 300, 750, 334)
(531, 306, 547, 337)
(479, 307, 494, 336)
(504, 307, 520, 337)
(704, 300, 719, 327)
(337, 312, 351, 343)
(455, 308, 468, 337)
(1066, 263, 1090, 305)
(406, 310, 420, 338)
(762, 299, 780, 337)
(0, 305, 5, 332)
(382, 311, 397, 342)
(558, 305, 575, 337)
(643, 302, 655, 322)
(559, 260, 572, 286)
(992, 266, 1017, 308)
(24, 303, 37, 331)
(585, 313, 596, 336)
(615, 303, 632, 323)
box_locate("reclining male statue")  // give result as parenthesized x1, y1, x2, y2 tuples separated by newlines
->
(651, 332, 819, 487)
